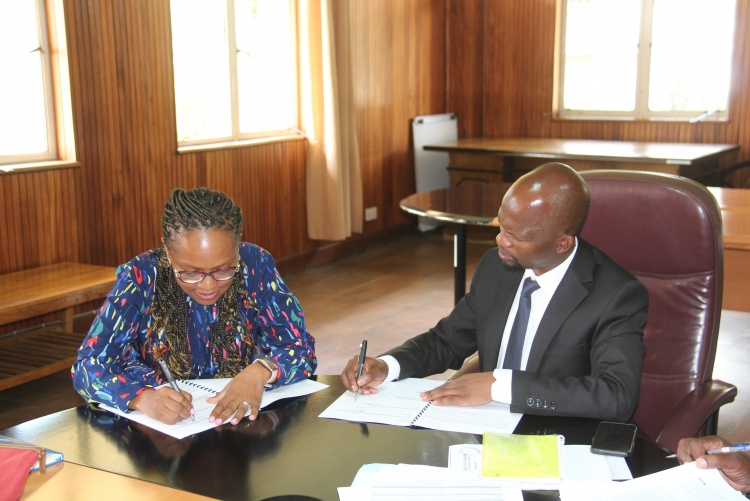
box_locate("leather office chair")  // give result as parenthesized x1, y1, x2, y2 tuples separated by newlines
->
(453, 169, 737, 452)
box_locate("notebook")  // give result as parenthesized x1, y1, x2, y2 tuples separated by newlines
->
(319, 378, 523, 435)
(480, 432, 564, 481)
(99, 377, 328, 439)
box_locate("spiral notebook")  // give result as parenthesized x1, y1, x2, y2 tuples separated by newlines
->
(99, 378, 328, 439)
(319, 378, 523, 435)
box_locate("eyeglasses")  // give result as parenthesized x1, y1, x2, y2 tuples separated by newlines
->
(173, 264, 240, 284)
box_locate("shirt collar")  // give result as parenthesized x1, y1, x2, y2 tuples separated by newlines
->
(522, 237, 578, 295)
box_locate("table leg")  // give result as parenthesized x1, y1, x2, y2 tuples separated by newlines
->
(454, 224, 467, 304)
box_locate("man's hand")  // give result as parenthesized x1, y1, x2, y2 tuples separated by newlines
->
(677, 436, 750, 492)
(206, 363, 267, 425)
(128, 387, 194, 424)
(340, 356, 388, 395)
(419, 373, 494, 406)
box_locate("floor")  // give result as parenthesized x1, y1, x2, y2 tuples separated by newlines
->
(1, 230, 748, 444)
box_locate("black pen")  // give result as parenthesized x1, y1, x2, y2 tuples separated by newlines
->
(158, 359, 195, 421)
(354, 340, 368, 401)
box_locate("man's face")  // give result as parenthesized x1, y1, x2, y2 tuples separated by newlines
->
(495, 192, 563, 275)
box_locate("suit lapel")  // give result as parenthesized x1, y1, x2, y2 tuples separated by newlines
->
(526, 241, 595, 371)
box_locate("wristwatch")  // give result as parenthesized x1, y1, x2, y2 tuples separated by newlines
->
(253, 357, 278, 386)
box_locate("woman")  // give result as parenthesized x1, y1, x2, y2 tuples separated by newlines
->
(72, 187, 316, 426)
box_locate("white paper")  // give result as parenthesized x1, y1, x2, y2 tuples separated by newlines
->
(559, 462, 747, 500)
(343, 463, 524, 501)
(319, 378, 523, 435)
(100, 378, 328, 439)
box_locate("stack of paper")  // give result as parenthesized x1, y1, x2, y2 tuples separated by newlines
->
(338, 464, 524, 501)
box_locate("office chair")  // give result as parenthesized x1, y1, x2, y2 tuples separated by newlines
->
(694, 159, 750, 188)
(716, 160, 750, 188)
(453, 170, 737, 452)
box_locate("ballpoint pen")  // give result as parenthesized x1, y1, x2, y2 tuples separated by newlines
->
(666, 442, 750, 458)
(158, 359, 195, 421)
(354, 340, 368, 401)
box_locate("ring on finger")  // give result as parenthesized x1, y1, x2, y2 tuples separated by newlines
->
(241, 401, 252, 412)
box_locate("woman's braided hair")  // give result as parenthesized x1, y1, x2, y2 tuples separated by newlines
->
(151, 187, 255, 379)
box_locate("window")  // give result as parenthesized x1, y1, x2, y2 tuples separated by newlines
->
(170, 0, 298, 146)
(0, 0, 72, 168)
(558, 0, 737, 121)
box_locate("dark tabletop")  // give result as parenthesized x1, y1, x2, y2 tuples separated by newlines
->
(0, 375, 677, 501)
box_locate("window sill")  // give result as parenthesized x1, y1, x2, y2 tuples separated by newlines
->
(177, 134, 306, 155)
(0, 160, 80, 174)
(551, 115, 730, 124)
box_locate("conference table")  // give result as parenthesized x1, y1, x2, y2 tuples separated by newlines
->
(400, 184, 750, 311)
(424, 137, 739, 185)
(3, 375, 676, 501)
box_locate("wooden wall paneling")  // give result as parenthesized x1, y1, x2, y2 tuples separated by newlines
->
(446, 0, 484, 139)
(350, 0, 447, 233)
(205, 141, 309, 261)
(452, 0, 750, 186)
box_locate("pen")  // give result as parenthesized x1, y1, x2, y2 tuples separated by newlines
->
(666, 442, 750, 459)
(158, 359, 195, 421)
(354, 340, 368, 401)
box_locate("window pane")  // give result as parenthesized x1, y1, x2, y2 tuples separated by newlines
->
(171, 0, 232, 142)
(0, 0, 49, 156)
(235, 0, 295, 133)
(648, 0, 735, 112)
(562, 0, 641, 112)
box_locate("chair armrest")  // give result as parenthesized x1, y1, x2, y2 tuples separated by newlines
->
(654, 380, 737, 453)
(450, 353, 480, 379)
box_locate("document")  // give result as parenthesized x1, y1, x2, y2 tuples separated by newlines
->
(558, 462, 747, 500)
(448, 443, 632, 489)
(100, 378, 328, 439)
(338, 463, 524, 501)
(319, 378, 523, 435)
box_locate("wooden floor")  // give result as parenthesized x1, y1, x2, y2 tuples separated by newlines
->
(1, 230, 748, 444)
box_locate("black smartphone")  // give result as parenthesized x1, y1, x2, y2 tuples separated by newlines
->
(590, 421, 637, 457)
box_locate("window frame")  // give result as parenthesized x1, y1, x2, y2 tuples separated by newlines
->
(555, 0, 736, 122)
(171, 0, 301, 149)
(0, 0, 75, 171)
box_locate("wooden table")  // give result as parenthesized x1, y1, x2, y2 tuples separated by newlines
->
(424, 137, 739, 185)
(23, 461, 216, 500)
(708, 187, 750, 312)
(0, 262, 116, 390)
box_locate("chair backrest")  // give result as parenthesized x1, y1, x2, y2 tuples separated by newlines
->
(579, 170, 724, 443)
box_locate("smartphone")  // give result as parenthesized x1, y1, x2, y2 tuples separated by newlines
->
(590, 421, 637, 458)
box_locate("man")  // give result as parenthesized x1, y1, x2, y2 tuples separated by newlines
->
(677, 436, 750, 492)
(341, 162, 648, 422)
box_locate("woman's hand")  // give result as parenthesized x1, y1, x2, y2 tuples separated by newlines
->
(206, 363, 269, 425)
(128, 387, 194, 424)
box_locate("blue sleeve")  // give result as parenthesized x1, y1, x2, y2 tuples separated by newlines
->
(71, 255, 161, 412)
(242, 244, 317, 387)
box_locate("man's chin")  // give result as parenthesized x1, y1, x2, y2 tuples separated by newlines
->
(497, 250, 520, 270)
(500, 260, 520, 271)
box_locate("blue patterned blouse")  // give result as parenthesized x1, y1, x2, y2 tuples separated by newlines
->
(71, 242, 317, 412)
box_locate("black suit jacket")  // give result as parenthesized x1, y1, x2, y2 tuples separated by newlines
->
(383, 239, 648, 422)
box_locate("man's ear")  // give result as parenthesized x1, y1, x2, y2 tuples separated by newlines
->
(555, 234, 575, 254)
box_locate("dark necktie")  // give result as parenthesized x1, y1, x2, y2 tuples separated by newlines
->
(502, 277, 541, 370)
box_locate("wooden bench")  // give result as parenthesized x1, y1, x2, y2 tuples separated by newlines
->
(0, 262, 116, 391)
